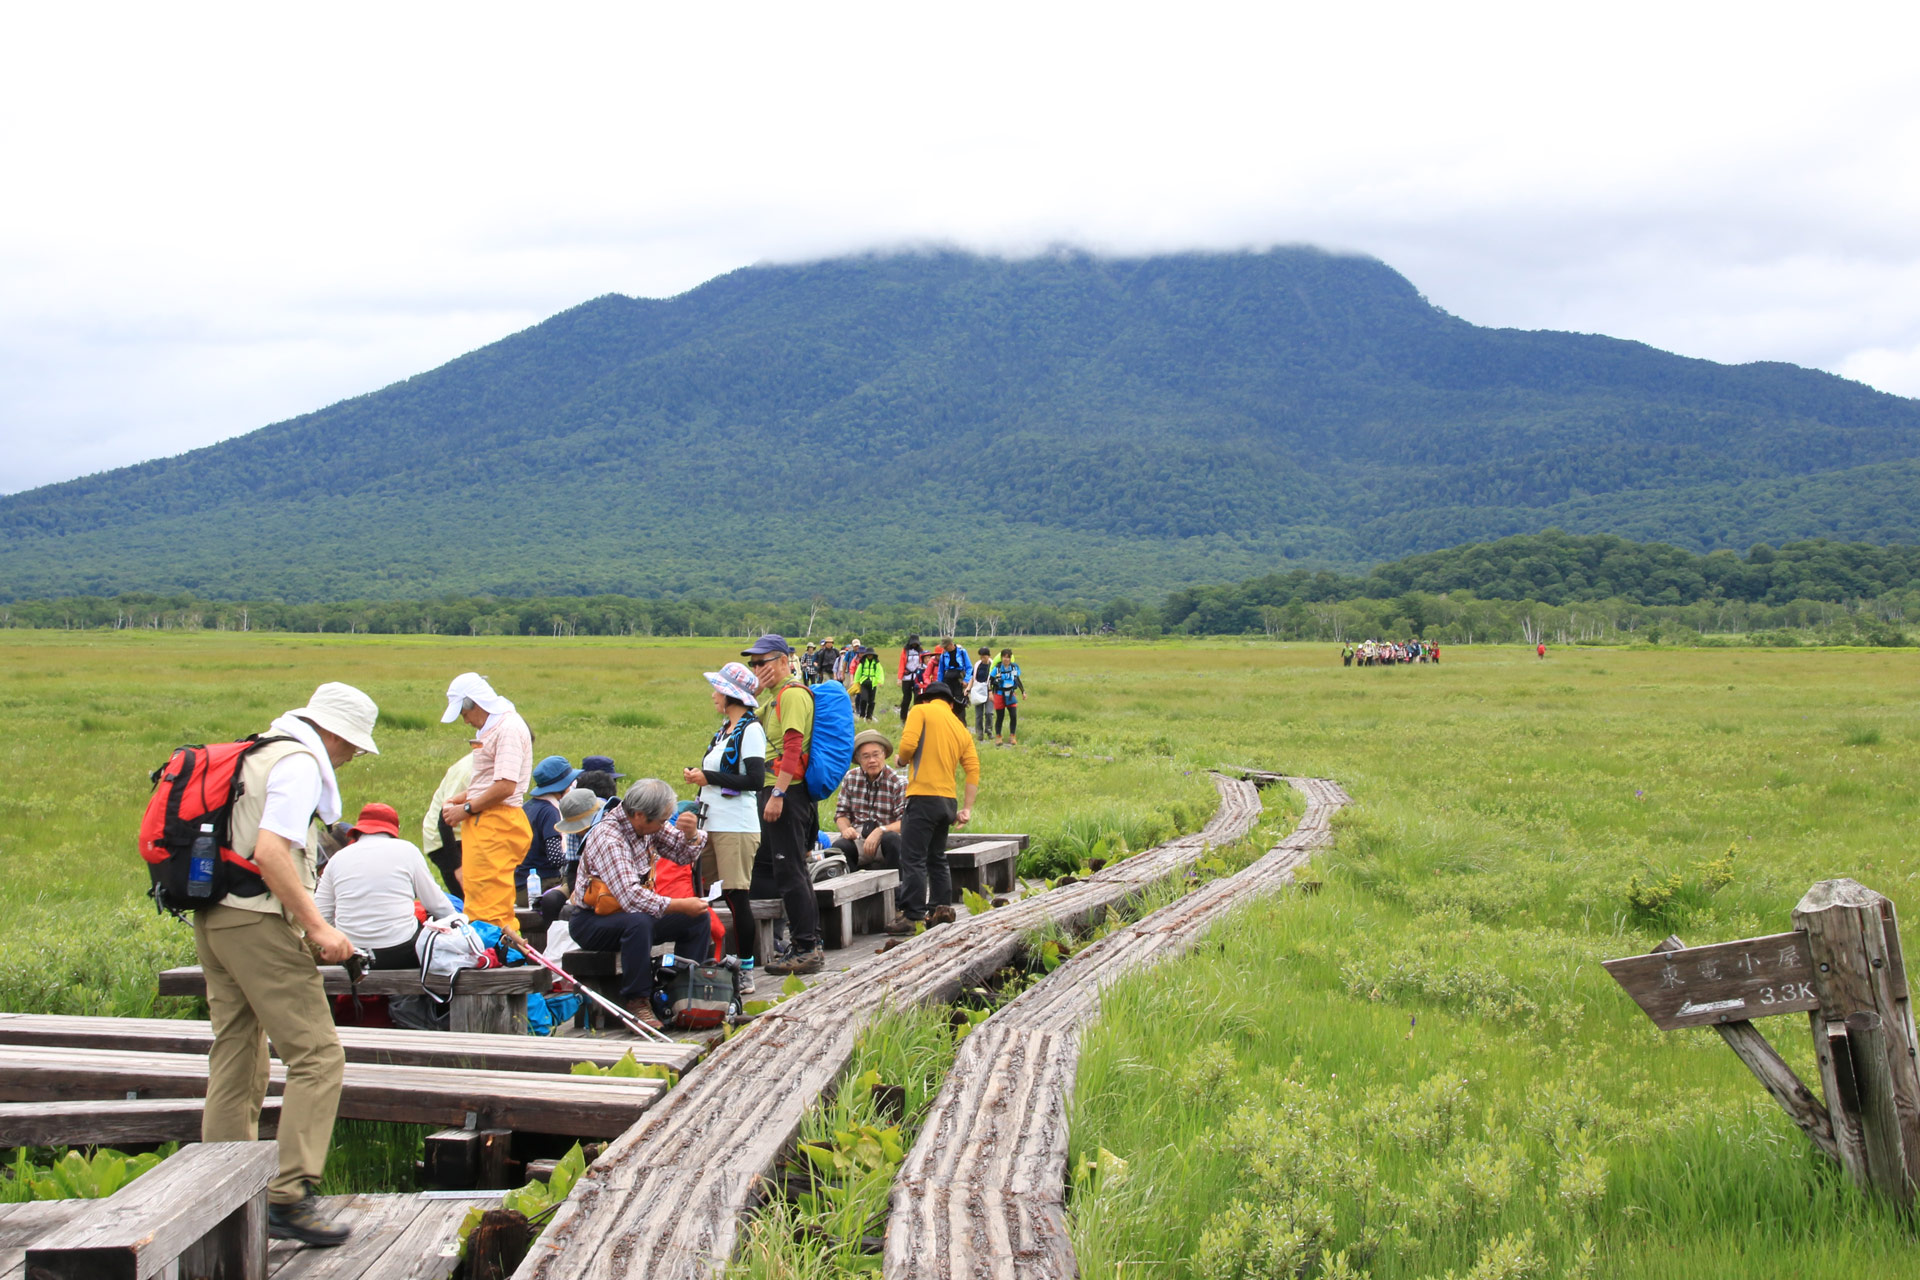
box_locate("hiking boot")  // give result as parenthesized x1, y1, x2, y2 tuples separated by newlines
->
(764, 948, 825, 976)
(624, 998, 666, 1030)
(884, 916, 921, 936)
(737, 968, 756, 997)
(268, 1190, 351, 1247)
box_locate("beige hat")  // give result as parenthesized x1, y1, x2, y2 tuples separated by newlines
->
(853, 728, 893, 758)
(291, 682, 380, 755)
(555, 787, 604, 834)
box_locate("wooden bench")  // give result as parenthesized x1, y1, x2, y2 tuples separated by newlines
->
(0, 1043, 664, 1139)
(0, 1012, 700, 1076)
(816, 868, 901, 947)
(944, 837, 1021, 896)
(561, 943, 679, 1030)
(159, 962, 551, 1035)
(20, 1139, 274, 1280)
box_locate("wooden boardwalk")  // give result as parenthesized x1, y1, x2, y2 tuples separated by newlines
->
(0, 1191, 499, 1280)
(511, 773, 1265, 1280)
(885, 775, 1351, 1279)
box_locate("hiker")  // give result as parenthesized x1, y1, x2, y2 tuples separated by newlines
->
(970, 647, 994, 738)
(683, 660, 766, 994)
(817, 637, 840, 685)
(853, 646, 882, 720)
(991, 649, 1024, 745)
(936, 636, 971, 716)
(195, 681, 378, 1246)
(890, 681, 980, 932)
(831, 728, 906, 871)
(551, 788, 604, 899)
(315, 803, 452, 970)
(740, 634, 826, 975)
(437, 673, 534, 932)
(420, 744, 475, 893)
(565, 779, 713, 1031)
(1537, 641, 1547, 659)
(898, 635, 925, 722)
(522, 755, 581, 901)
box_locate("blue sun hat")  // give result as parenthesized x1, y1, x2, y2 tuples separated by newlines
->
(528, 755, 582, 797)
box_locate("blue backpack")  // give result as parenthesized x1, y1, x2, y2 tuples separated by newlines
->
(792, 680, 856, 801)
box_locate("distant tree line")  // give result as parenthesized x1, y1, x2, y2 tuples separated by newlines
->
(4, 534, 1916, 647)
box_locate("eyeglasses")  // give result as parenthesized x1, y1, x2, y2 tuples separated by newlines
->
(746, 656, 778, 668)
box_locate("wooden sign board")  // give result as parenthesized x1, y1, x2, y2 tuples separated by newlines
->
(1602, 930, 1819, 1030)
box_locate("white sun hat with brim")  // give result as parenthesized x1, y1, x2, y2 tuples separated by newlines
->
(291, 682, 380, 755)
(703, 661, 760, 708)
(442, 672, 514, 723)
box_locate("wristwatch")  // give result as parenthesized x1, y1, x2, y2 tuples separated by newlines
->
(463, 802, 473, 814)
(772, 788, 786, 798)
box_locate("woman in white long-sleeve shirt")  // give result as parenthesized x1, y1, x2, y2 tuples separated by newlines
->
(315, 803, 454, 968)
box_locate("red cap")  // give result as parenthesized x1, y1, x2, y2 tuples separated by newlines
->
(350, 803, 401, 838)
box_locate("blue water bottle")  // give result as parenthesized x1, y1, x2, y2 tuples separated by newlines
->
(188, 822, 217, 898)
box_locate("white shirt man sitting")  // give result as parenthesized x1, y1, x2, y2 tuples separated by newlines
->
(315, 803, 453, 970)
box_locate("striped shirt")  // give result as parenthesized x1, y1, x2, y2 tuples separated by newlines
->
(471, 711, 534, 808)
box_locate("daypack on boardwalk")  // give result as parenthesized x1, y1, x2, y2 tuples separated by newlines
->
(655, 955, 739, 1030)
(139, 735, 292, 913)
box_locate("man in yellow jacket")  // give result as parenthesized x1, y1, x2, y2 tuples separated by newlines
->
(889, 681, 980, 931)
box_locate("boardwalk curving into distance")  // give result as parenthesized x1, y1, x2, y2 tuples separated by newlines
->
(885, 775, 1351, 1279)
(512, 773, 1264, 1280)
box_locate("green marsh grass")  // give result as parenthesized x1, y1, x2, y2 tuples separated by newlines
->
(3, 630, 1918, 1266)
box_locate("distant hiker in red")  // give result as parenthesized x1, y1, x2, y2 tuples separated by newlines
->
(1537, 642, 1546, 659)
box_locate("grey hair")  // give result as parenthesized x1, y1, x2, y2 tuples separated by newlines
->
(620, 778, 677, 823)
(459, 697, 477, 713)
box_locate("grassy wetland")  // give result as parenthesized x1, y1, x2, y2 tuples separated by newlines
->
(2, 631, 1918, 1272)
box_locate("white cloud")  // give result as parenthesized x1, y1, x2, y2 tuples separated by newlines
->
(2, 0, 1918, 492)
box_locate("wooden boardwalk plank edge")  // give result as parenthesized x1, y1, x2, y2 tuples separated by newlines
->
(511, 773, 1264, 1280)
(883, 775, 1351, 1279)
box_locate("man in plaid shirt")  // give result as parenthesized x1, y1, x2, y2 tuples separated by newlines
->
(564, 778, 713, 1027)
(830, 729, 907, 870)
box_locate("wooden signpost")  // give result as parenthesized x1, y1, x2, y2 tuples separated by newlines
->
(1604, 878, 1920, 1205)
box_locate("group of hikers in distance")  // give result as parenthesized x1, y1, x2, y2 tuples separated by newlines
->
(800, 633, 1025, 745)
(1341, 638, 1440, 666)
(138, 629, 1000, 1250)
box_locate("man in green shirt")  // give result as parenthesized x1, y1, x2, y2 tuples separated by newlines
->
(740, 634, 824, 974)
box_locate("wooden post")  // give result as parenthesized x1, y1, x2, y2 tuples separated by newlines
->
(1794, 878, 1920, 1204)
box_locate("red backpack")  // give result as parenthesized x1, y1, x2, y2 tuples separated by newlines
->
(140, 736, 292, 913)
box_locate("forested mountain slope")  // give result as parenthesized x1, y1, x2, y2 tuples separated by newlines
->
(4, 249, 1919, 603)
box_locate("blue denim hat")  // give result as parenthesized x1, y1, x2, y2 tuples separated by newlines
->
(529, 754, 583, 797)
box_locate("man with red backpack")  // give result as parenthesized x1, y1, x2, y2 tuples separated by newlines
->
(193, 682, 380, 1248)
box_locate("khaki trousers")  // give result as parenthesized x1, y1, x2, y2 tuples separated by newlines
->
(194, 905, 345, 1204)
(461, 805, 532, 930)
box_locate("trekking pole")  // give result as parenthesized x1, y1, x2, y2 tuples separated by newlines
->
(500, 928, 675, 1044)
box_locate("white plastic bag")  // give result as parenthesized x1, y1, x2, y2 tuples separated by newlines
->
(415, 913, 488, 995)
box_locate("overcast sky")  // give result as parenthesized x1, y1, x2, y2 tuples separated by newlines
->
(3, 1, 1917, 494)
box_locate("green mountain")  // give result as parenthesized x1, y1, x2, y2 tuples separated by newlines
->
(5, 248, 1920, 604)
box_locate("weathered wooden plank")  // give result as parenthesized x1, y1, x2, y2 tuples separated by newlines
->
(0, 1096, 280, 1147)
(25, 1140, 274, 1280)
(0, 1202, 86, 1280)
(512, 773, 1266, 1280)
(1602, 932, 1817, 1029)
(884, 775, 1350, 1280)
(159, 966, 550, 999)
(0, 1045, 665, 1139)
(0, 1013, 697, 1076)
(266, 1193, 498, 1280)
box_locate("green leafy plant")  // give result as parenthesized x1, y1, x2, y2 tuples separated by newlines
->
(570, 1050, 676, 1086)
(457, 1143, 588, 1258)
(3, 1146, 167, 1202)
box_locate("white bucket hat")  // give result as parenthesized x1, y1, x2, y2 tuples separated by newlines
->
(291, 682, 380, 755)
(442, 672, 514, 724)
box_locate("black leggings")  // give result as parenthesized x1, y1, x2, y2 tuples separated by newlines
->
(723, 888, 757, 963)
(899, 680, 918, 722)
(995, 705, 1018, 737)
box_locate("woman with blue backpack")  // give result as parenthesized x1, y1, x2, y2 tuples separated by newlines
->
(991, 649, 1025, 746)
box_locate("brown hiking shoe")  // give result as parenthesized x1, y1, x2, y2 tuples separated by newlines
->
(268, 1189, 351, 1247)
(765, 948, 825, 975)
(624, 998, 665, 1031)
(928, 905, 957, 926)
